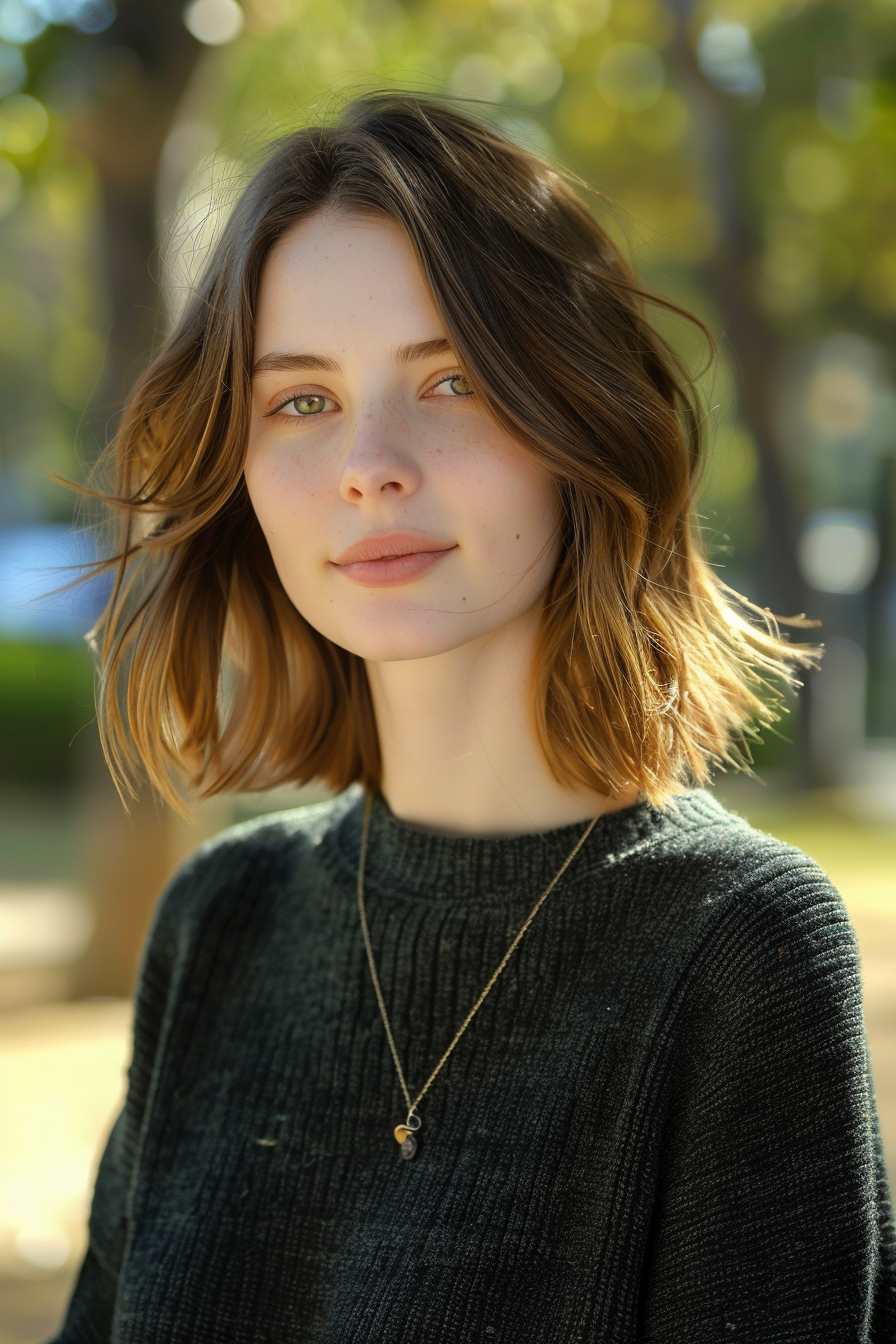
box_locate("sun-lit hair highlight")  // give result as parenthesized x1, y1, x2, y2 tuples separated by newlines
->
(73, 91, 817, 813)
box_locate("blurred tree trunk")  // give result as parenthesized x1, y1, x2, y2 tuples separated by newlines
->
(665, 0, 819, 783)
(665, 0, 808, 619)
(71, 0, 200, 437)
(66, 0, 209, 999)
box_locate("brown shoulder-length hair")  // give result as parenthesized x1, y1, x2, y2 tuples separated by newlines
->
(81, 90, 815, 811)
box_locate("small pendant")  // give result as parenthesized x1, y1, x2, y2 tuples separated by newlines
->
(393, 1113, 421, 1160)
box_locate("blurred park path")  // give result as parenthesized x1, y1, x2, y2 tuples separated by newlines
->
(0, 1000, 129, 1344)
(0, 788, 894, 1343)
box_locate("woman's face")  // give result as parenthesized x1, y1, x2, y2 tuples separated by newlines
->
(244, 210, 561, 663)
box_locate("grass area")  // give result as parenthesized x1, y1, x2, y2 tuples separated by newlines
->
(0, 643, 96, 791)
(0, 790, 81, 885)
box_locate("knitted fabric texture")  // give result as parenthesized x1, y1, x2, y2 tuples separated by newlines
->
(52, 788, 896, 1342)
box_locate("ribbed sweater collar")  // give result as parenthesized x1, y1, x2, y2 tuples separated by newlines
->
(335, 787, 678, 906)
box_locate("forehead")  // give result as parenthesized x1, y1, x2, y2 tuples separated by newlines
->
(254, 210, 444, 355)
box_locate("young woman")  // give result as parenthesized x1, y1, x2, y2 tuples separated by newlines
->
(54, 93, 894, 1341)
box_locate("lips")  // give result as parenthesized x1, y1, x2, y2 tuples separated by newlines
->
(332, 533, 455, 566)
(330, 532, 457, 588)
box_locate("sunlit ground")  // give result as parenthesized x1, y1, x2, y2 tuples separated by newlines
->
(0, 1001, 129, 1344)
(0, 786, 894, 1343)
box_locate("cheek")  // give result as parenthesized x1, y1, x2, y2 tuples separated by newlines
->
(244, 444, 315, 541)
(242, 446, 330, 613)
(457, 440, 560, 567)
(244, 445, 282, 537)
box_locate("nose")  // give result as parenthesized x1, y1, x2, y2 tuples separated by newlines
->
(338, 410, 423, 505)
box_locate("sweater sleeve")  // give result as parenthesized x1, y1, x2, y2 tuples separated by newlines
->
(46, 839, 239, 1343)
(641, 853, 896, 1342)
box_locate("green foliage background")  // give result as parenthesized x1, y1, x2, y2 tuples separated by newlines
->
(1, 0, 895, 784)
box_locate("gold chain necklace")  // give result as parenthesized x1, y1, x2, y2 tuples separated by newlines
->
(357, 791, 599, 1160)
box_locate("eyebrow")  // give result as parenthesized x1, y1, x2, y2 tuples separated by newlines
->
(252, 337, 452, 378)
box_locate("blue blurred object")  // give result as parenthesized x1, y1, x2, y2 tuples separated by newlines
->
(0, 525, 111, 642)
(28, 0, 115, 34)
(696, 20, 765, 99)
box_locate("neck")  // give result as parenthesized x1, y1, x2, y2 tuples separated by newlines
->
(365, 609, 638, 837)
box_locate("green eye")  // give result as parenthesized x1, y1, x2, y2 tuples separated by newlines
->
(448, 375, 472, 396)
(292, 394, 326, 415)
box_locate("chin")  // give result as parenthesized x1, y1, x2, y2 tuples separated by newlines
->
(314, 610, 484, 664)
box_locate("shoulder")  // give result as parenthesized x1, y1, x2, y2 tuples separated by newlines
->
(122, 791, 361, 1098)
(188, 787, 357, 872)
(647, 789, 843, 900)
(144, 787, 360, 964)
(647, 790, 860, 1000)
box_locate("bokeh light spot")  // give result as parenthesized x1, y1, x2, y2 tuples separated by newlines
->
(449, 53, 506, 102)
(806, 364, 873, 438)
(0, 93, 49, 155)
(784, 143, 850, 213)
(0, 0, 47, 43)
(697, 20, 764, 98)
(799, 511, 879, 595)
(183, 0, 244, 45)
(69, 0, 115, 34)
(495, 29, 563, 106)
(30, 0, 116, 34)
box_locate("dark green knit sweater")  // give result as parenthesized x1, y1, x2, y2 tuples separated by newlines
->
(52, 788, 895, 1341)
